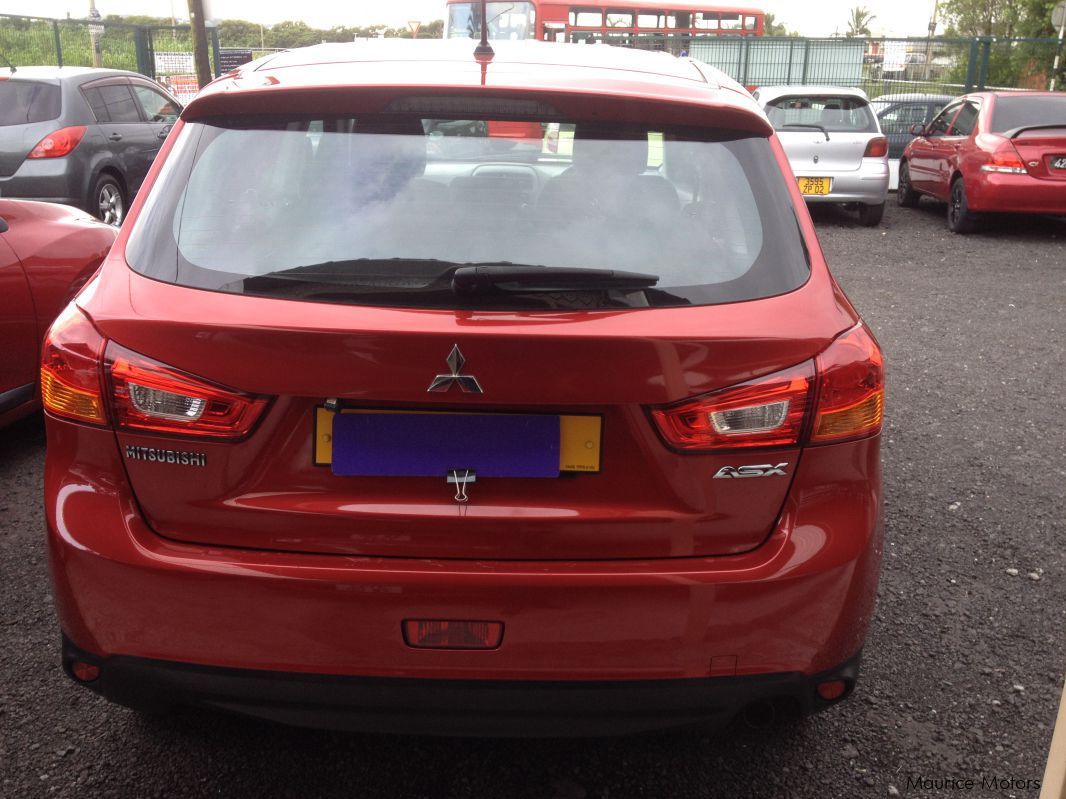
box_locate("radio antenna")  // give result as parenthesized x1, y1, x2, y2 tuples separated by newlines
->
(474, 0, 494, 58)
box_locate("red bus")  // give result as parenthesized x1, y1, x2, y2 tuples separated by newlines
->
(443, 1, 766, 42)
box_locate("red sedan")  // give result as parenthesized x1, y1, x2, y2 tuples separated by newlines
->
(898, 91, 1066, 233)
(0, 199, 115, 428)
(42, 40, 884, 735)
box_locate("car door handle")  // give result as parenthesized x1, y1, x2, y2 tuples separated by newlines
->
(157, 127, 170, 140)
(108, 133, 123, 142)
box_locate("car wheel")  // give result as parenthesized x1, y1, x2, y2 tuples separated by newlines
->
(857, 202, 885, 227)
(896, 163, 920, 208)
(92, 174, 126, 227)
(947, 178, 978, 234)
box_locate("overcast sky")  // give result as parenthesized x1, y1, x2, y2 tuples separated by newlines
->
(5, 0, 942, 37)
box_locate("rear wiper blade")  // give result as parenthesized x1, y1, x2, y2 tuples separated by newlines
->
(451, 265, 658, 294)
(781, 123, 830, 141)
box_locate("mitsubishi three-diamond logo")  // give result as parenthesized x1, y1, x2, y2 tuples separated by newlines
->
(427, 345, 483, 394)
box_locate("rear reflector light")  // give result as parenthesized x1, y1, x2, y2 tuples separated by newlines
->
(863, 136, 888, 158)
(107, 344, 268, 440)
(27, 126, 87, 159)
(403, 620, 504, 650)
(40, 304, 107, 425)
(817, 679, 848, 701)
(650, 362, 814, 451)
(70, 661, 100, 682)
(810, 324, 884, 444)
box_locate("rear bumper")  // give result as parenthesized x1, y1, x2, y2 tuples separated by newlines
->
(0, 158, 84, 209)
(63, 635, 862, 736)
(46, 421, 882, 730)
(796, 161, 890, 205)
(967, 172, 1066, 215)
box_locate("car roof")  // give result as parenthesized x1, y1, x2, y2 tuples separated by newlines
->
(0, 66, 147, 84)
(870, 93, 956, 103)
(753, 85, 870, 103)
(187, 40, 768, 125)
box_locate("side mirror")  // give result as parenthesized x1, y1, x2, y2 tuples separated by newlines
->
(909, 123, 927, 137)
(0, 217, 7, 234)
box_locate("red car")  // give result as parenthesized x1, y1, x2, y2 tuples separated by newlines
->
(0, 199, 115, 429)
(898, 91, 1066, 233)
(42, 40, 884, 735)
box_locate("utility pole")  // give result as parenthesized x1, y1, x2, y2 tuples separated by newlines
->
(87, 0, 103, 68)
(187, 0, 212, 88)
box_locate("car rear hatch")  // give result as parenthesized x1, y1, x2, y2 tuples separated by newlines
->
(766, 93, 880, 174)
(0, 79, 62, 177)
(88, 77, 857, 561)
(1011, 127, 1066, 181)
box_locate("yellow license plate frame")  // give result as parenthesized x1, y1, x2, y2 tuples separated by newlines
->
(798, 176, 832, 195)
(314, 408, 602, 473)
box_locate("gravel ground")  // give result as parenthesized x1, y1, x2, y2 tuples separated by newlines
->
(2, 200, 1065, 799)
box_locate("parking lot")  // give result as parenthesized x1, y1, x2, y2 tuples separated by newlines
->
(1, 199, 1064, 798)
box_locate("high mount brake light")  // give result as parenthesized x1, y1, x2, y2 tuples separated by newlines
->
(650, 324, 884, 452)
(107, 343, 268, 440)
(810, 324, 884, 444)
(40, 304, 107, 425)
(651, 362, 815, 451)
(27, 126, 87, 159)
(863, 137, 889, 158)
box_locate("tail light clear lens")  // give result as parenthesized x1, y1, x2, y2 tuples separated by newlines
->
(979, 135, 1028, 174)
(40, 304, 107, 425)
(863, 136, 889, 158)
(106, 343, 268, 440)
(651, 362, 814, 451)
(27, 126, 87, 159)
(810, 324, 884, 444)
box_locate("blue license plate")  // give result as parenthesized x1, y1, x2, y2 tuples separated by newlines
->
(331, 412, 561, 478)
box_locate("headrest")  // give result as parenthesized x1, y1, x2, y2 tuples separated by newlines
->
(571, 122, 649, 176)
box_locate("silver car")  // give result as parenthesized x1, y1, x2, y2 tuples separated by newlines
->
(754, 86, 890, 226)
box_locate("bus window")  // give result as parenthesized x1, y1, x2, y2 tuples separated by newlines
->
(606, 9, 634, 27)
(720, 13, 742, 30)
(666, 12, 691, 28)
(637, 12, 663, 28)
(570, 8, 604, 26)
(695, 13, 720, 30)
(745, 15, 757, 31)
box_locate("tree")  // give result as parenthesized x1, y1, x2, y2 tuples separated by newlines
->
(763, 13, 796, 37)
(938, 0, 1020, 36)
(845, 6, 875, 37)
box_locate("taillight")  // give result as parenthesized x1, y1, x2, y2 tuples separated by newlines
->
(40, 304, 107, 425)
(402, 620, 504, 650)
(106, 343, 268, 440)
(27, 126, 87, 159)
(651, 362, 815, 451)
(863, 136, 888, 158)
(978, 135, 1027, 174)
(810, 324, 884, 444)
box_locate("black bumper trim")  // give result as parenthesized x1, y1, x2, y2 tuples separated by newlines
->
(62, 636, 861, 737)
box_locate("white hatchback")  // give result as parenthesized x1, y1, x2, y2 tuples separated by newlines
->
(754, 86, 890, 226)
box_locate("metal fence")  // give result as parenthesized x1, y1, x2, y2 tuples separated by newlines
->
(624, 35, 1065, 95)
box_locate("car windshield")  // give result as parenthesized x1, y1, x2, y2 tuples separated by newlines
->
(990, 95, 1066, 133)
(125, 114, 809, 310)
(0, 80, 61, 127)
(766, 95, 878, 133)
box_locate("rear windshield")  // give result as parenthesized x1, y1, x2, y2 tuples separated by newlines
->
(126, 114, 810, 310)
(990, 95, 1066, 134)
(0, 81, 61, 127)
(765, 95, 878, 134)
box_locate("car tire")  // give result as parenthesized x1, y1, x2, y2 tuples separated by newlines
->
(947, 178, 978, 234)
(91, 174, 126, 227)
(857, 202, 885, 227)
(896, 163, 920, 208)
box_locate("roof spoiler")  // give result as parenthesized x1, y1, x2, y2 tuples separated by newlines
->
(1004, 123, 1066, 139)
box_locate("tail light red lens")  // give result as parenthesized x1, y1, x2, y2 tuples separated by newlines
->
(106, 343, 268, 440)
(863, 136, 889, 158)
(403, 620, 504, 650)
(40, 304, 107, 425)
(810, 324, 884, 444)
(27, 126, 87, 159)
(651, 362, 814, 451)
(978, 134, 1027, 174)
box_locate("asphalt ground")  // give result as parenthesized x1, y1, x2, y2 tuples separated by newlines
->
(2, 199, 1065, 798)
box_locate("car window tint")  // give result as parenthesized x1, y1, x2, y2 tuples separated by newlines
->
(878, 103, 929, 134)
(925, 102, 960, 136)
(126, 115, 810, 310)
(131, 85, 180, 124)
(990, 95, 1066, 133)
(95, 84, 142, 124)
(81, 87, 110, 123)
(949, 102, 979, 136)
(0, 81, 61, 127)
(765, 96, 878, 133)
